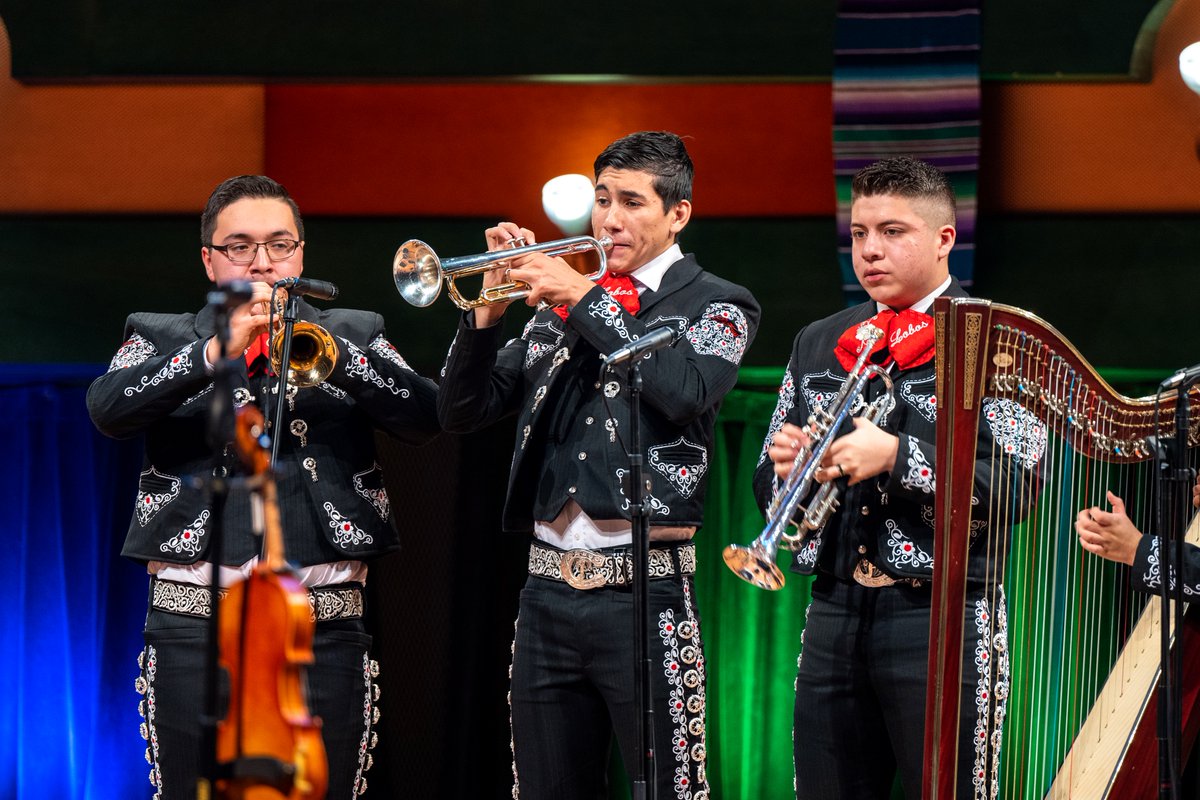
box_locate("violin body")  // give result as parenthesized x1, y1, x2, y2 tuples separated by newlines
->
(216, 407, 328, 800)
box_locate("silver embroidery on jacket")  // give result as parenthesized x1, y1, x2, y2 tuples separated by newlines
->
(159, 511, 210, 557)
(342, 338, 411, 397)
(648, 437, 709, 499)
(136, 467, 181, 527)
(983, 398, 1046, 470)
(587, 295, 633, 341)
(108, 333, 157, 372)
(685, 302, 749, 364)
(369, 335, 414, 372)
(124, 345, 194, 396)
(899, 374, 938, 424)
(900, 436, 936, 494)
(324, 502, 374, 547)
(352, 464, 391, 521)
(758, 367, 795, 466)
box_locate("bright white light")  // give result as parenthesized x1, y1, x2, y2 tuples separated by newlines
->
(1181, 42, 1200, 96)
(542, 174, 595, 235)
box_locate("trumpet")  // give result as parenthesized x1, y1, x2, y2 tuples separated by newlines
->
(267, 295, 338, 388)
(393, 234, 613, 310)
(723, 323, 895, 590)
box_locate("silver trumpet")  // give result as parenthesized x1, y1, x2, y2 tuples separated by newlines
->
(393, 234, 612, 311)
(723, 322, 895, 590)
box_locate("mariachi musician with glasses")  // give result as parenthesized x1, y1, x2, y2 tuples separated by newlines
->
(87, 175, 440, 800)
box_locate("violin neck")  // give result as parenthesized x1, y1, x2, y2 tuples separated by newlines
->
(260, 478, 288, 573)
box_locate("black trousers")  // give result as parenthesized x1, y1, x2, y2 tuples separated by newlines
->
(136, 604, 378, 800)
(509, 573, 711, 800)
(793, 574, 1008, 800)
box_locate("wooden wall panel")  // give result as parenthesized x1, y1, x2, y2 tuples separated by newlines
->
(0, 21, 264, 213)
(262, 83, 835, 228)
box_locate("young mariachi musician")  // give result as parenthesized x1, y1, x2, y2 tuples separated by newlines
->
(753, 156, 1043, 799)
(436, 130, 760, 799)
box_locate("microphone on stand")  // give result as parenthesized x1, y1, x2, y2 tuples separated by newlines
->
(275, 277, 339, 301)
(207, 280, 255, 309)
(1162, 362, 1200, 391)
(602, 327, 677, 368)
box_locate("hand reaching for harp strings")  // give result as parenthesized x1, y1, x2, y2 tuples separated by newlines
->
(1077, 477, 1200, 566)
(1076, 491, 1142, 566)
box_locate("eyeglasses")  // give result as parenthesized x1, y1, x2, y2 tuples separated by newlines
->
(209, 239, 300, 265)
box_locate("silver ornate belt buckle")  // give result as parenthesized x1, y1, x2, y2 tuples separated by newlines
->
(559, 549, 608, 590)
(852, 558, 898, 588)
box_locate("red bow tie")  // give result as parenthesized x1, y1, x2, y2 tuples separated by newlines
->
(553, 272, 641, 320)
(834, 308, 935, 375)
(244, 332, 274, 376)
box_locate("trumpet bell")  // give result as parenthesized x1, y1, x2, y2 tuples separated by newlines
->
(271, 321, 339, 388)
(393, 239, 444, 308)
(722, 543, 786, 591)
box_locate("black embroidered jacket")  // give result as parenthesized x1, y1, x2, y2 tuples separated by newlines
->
(87, 300, 440, 566)
(438, 255, 760, 532)
(750, 280, 1045, 582)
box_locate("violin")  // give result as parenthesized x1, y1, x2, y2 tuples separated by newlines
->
(216, 406, 328, 799)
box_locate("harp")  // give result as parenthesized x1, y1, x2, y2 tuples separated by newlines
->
(923, 297, 1200, 799)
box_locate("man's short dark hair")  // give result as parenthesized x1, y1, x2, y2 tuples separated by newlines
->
(594, 131, 694, 210)
(201, 175, 305, 246)
(851, 156, 956, 226)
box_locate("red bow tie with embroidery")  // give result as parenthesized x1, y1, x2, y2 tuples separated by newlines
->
(553, 272, 640, 320)
(834, 308, 935, 375)
(244, 332, 274, 376)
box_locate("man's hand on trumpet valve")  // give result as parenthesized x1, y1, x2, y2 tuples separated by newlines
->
(768, 417, 899, 486)
(204, 280, 275, 363)
(473, 222, 535, 328)
(768, 422, 812, 480)
(819, 416, 899, 486)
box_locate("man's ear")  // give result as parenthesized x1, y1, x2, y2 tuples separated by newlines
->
(668, 199, 692, 237)
(201, 247, 216, 282)
(936, 224, 956, 260)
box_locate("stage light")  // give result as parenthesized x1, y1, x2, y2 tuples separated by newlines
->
(542, 174, 594, 235)
(1181, 42, 1200, 97)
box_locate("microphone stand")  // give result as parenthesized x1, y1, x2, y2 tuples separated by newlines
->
(198, 287, 241, 799)
(615, 356, 656, 800)
(1152, 375, 1197, 800)
(269, 292, 299, 469)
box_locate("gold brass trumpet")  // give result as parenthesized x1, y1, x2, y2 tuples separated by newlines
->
(723, 323, 894, 590)
(392, 234, 613, 310)
(267, 296, 339, 388)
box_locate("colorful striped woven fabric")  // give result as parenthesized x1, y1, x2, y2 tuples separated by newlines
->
(833, 0, 980, 307)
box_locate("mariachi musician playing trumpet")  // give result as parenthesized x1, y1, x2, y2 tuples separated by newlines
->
(435, 131, 759, 799)
(751, 157, 1042, 800)
(88, 175, 441, 800)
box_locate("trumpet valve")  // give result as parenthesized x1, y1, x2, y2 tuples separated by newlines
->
(801, 489, 840, 531)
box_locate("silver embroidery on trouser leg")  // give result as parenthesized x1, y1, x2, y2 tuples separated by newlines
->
(793, 598, 814, 797)
(509, 615, 520, 799)
(137, 645, 162, 791)
(971, 588, 1009, 800)
(353, 652, 379, 797)
(658, 579, 710, 799)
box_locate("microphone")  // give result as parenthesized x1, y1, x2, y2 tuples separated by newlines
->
(602, 327, 677, 367)
(275, 277, 339, 301)
(1162, 362, 1200, 391)
(207, 280, 255, 310)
